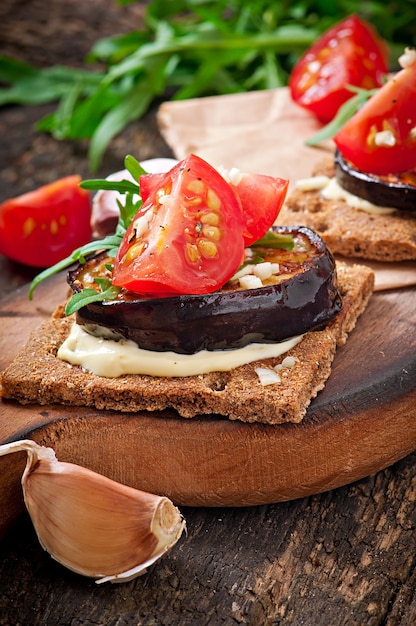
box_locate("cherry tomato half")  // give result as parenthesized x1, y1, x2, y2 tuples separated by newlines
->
(0, 176, 92, 268)
(112, 154, 246, 296)
(289, 14, 388, 123)
(334, 53, 416, 175)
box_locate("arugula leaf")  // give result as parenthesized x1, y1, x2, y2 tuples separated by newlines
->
(251, 230, 295, 251)
(65, 281, 121, 316)
(305, 86, 379, 146)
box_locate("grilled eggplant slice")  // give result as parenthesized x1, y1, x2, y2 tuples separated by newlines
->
(334, 149, 416, 212)
(68, 226, 342, 354)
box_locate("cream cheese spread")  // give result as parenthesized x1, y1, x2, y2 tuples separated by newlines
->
(295, 175, 397, 215)
(57, 322, 303, 378)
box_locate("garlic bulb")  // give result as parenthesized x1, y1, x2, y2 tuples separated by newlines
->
(0, 439, 185, 584)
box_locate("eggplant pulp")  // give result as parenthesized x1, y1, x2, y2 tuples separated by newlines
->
(334, 149, 416, 212)
(67, 226, 342, 355)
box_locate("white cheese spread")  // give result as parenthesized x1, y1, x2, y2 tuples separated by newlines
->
(57, 322, 303, 378)
(295, 176, 397, 215)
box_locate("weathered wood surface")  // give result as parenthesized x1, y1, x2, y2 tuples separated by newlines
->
(1, 464, 416, 625)
(1, 2, 416, 624)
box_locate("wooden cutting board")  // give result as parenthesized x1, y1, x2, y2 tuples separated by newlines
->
(1, 275, 415, 538)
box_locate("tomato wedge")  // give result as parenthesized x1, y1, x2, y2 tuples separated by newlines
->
(230, 173, 288, 246)
(141, 168, 289, 247)
(0, 176, 92, 268)
(334, 52, 416, 175)
(112, 154, 245, 296)
(289, 14, 388, 123)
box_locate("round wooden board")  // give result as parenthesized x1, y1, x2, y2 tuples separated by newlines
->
(1, 277, 415, 536)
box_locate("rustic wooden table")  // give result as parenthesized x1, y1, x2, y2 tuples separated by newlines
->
(1, 2, 416, 625)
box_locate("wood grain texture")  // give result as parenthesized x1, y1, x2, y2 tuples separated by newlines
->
(1, 275, 415, 538)
(1, 459, 416, 625)
(1, 2, 416, 623)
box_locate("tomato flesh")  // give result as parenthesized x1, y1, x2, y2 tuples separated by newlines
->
(231, 173, 288, 245)
(289, 15, 388, 123)
(334, 56, 416, 175)
(139, 171, 167, 205)
(0, 176, 92, 268)
(141, 169, 289, 248)
(112, 154, 246, 296)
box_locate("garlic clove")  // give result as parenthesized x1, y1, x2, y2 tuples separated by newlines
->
(0, 440, 185, 583)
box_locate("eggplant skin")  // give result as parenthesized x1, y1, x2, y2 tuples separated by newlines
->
(68, 226, 342, 354)
(334, 150, 416, 212)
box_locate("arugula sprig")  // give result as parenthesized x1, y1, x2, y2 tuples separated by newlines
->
(305, 85, 379, 146)
(64, 278, 122, 317)
(250, 230, 294, 250)
(28, 154, 146, 312)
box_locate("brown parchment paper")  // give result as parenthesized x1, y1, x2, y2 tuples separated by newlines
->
(157, 87, 416, 291)
(158, 87, 331, 187)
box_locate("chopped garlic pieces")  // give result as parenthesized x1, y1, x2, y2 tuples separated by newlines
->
(275, 355, 300, 370)
(295, 176, 331, 191)
(253, 262, 273, 281)
(217, 165, 243, 186)
(239, 274, 263, 290)
(374, 130, 396, 147)
(255, 354, 300, 386)
(399, 46, 416, 69)
(231, 261, 281, 288)
(255, 367, 281, 386)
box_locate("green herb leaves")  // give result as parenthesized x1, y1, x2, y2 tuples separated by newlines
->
(251, 230, 294, 251)
(0, 3, 320, 171)
(65, 280, 121, 317)
(1, 2, 414, 170)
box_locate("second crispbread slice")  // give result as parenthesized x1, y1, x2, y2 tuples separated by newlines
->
(0, 262, 374, 425)
(279, 156, 416, 262)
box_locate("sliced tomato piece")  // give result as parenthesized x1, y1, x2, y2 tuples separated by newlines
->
(141, 169, 289, 248)
(112, 154, 245, 296)
(334, 53, 416, 175)
(231, 173, 289, 246)
(289, 14, 388, 123)
(139, 171, 167, 204)
(0, 176, 92, 268)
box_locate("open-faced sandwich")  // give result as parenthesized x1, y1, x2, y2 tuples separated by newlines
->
(280, 47, 416, 267)
(0, 154, 374, 425)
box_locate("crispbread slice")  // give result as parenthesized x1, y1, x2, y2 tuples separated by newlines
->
(0, 262, 374, 425)
(279, 156, 416, 262)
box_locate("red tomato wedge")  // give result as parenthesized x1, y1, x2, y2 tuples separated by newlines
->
(230, 173, 289, 246)
(112, 154, 246, 296)
(289, 14, 388, 123)
(334, 53, 416, 175)
(0, 176, 92, 268)
(141, 168, 289, 248)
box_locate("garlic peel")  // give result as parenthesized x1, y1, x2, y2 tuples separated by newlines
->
(96, 545, 175, 584)
(0, 439, 185, 583)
